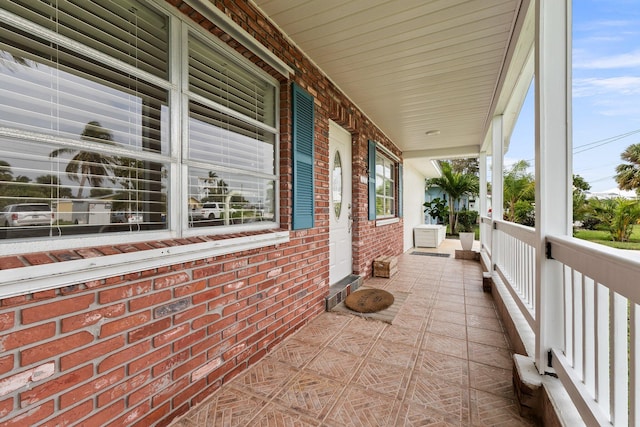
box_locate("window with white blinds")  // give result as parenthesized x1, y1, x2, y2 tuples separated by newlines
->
(0, 1, 279, 244)
(186, 34, 277, 227)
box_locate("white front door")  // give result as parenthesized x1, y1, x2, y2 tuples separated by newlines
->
(329, 121, 353, 284)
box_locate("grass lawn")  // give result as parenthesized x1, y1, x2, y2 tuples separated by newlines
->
(574, 225, 640, 250)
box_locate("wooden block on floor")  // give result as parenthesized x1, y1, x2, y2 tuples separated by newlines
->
(454, 249, 480, 261)
(482, 271, 492, 293)
(373, 256, 397, 278)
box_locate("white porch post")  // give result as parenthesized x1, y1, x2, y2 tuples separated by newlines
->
(479, 152, 488, 217)
(491, 116, 504, 221)
(491, 116, 504, 272)
(534, 0, 571, 373)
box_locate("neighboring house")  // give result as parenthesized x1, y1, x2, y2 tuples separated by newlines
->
(424, 184, 478, 224)
(0, 2, 405, 425)
(585, 189, 639, 200)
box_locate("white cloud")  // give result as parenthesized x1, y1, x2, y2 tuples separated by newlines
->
(574, 49, 640, 69)
(573, 76, 640, 97)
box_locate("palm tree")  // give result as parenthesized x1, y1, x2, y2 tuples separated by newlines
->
(503, 160, 535, 223)
(608, 199, 640, 242)
(427, 161, 479, 234)
(615, 143, 640, 192)
(0, 160, 13, 182)
(49, 121, 116, 198)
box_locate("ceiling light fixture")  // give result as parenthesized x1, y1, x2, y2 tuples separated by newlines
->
(425, 130, 441, 136)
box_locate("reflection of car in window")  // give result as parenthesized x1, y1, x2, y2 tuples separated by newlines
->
(200, 203, 223, 220)
(190, 203, 235, 221)
(110, 211, 143, 223)
(2, 204, 54, 227)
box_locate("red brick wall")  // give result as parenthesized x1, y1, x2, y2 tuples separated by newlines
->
(0, 1, 405, 425)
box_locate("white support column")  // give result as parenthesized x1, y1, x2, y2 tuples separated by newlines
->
(479, 152, 487, 217)
(479, 151, 490, 258)
(534, 0, 572, 374)
(491, 116, 504, 221)
(491, 116, 504, 272)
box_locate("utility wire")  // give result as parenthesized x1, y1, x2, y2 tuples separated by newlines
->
(516, 128, 640, 163)
(574, 128, 640, 154)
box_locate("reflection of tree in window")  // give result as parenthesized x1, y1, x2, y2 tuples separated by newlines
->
(202, 172, 229, 202)
(49, 121, 116, 198)
(0, 161, 13, 182)
(0, 162, 71, 208)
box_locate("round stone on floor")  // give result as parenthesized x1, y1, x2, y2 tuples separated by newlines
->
(344, 288, 394, 313)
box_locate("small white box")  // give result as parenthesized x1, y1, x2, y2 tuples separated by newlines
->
(414, 224, 446, 248)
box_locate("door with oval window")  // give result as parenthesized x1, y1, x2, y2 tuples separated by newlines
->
(329, 121, 353, 284)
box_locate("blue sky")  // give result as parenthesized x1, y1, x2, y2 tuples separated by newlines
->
(507, 0, 640, 193)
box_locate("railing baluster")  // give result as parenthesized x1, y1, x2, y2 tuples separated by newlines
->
(611, 291, 628, 426)
(595, 281, 610, 417)
(583, 276, 595, 397)
(631, 302, 638, 427)
(564, 265, 573, 364)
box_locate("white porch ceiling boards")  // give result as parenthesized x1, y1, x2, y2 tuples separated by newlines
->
(252, 0, 524, 177)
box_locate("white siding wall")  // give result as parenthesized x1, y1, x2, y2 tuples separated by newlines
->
(402, 162, 427, 252)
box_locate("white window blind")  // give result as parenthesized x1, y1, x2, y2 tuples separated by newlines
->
(0, 1, 170, 238)
(4, 0, 168, 79)
(186, 34, 277, 228)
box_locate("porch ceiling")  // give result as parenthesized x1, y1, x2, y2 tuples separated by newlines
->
(252, 0, 526, 177)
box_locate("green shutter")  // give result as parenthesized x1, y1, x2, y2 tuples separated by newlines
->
(398, 163, 403, 218)
(292, 83, 314, 229)
(368, 140, 376, 220)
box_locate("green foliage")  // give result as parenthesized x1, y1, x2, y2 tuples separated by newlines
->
(615, 143, 640, 192)
(503, 160, 535, 224)
(426, 161, 479, 234)
(456, 209, 478, 232)
(575, 226, 640, 250)
(423, 197, 448, 224)
(609, 199, 640, 242)
(573, 174, 591, 223)
(450, 158, 479, 175)
(514, 200, 535, 226)
(582, 197, 640, 242)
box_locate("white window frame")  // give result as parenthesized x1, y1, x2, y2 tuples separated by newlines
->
(375, 150, 397, 219)
(179, 24, 280, 238)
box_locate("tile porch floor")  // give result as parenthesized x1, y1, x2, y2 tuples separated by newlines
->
(171, 241, 536, 426)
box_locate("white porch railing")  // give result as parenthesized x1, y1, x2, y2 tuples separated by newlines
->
(492, 219, 537, 329)
(488, 220, 640, 426)
(547, 235, 640, 427)
(480, 215, 492, 258)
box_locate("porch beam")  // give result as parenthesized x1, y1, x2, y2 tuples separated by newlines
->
(534, 0, 572, 373)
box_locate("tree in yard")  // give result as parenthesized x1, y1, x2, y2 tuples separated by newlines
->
(586, 197, 640, 242)
(503, 160, 535, 224)
(49, 121, 116, 198)
(426, 161, 479, 234)
(615, 143, 640, 192)
(573, 174, 591, 225)
(450, 158, 479, 175)
(608, 199, 640, 242)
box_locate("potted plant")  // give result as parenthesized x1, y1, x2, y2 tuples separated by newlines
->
(457, 209, 477, 251)
(423, 197, 448, 224)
